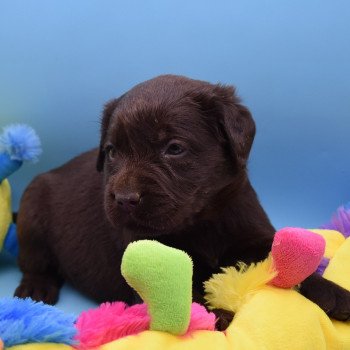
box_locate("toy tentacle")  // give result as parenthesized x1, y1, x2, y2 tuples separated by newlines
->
(4, 223, 18, 256)
(0, 153, 22, 183)
(121, 240, 193, 335)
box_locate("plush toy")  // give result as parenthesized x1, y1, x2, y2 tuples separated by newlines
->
(0, 125, 78, 348)
(314, 202, 350, 276)
(89, 227, 350, 350)
(75, 240, 216, 349)
(1, 164, 350, 350)
(0, 297, 76, 348)
(73, 227, 329, 349)
(204, 227, 326, 314)
(0, 124, 42, 256)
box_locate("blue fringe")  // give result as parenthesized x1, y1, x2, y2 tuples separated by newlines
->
(0, 297, 77, 347)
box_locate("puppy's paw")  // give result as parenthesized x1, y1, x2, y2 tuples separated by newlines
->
(14, 275, 60, 305)
(300, 273, 350, 321)
(212, 308, 235, 331)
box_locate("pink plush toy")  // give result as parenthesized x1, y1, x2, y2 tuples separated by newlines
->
(76, 302, 215, 349)
(270, 227, 326, 288)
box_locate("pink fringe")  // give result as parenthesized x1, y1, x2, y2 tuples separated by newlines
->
(75, 302, 215, 349)
(75, 302, 150, 349)
(187, 302, 216, 333)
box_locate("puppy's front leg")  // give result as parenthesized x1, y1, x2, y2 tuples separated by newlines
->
(300, 272, 350, 321)
(15, 230, 63, 305)
(14, 178, 63, 305)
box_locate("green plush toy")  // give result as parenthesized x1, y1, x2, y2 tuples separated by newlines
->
(121, 240, 193, 335)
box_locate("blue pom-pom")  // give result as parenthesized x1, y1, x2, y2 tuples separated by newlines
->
(0, 297, 77, 347)
(0, 124, 42, 162)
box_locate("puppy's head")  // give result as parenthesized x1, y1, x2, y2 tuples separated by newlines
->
(97, 75, 255, 236)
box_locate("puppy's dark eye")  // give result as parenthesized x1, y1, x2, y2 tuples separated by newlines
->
(165, 142, 185, 156)
(106, 145, 116, 160)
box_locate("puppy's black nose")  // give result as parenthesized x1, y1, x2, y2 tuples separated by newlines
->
(114, 192, 141, 213)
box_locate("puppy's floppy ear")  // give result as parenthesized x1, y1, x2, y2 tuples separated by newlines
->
(96, 98, 121, 172)
(213, 85, 256, 170)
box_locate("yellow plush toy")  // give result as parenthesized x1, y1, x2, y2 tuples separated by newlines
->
(82, 228, 348, 350)
(204, 228, 350, 350)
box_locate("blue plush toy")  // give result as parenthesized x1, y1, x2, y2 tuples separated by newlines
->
(0, 297, 77, 347)
(0, 124, 42, 256)
(0, 125, 77, 348)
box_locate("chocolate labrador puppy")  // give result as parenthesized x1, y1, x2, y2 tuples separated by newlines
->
(15, 75, 350, 324)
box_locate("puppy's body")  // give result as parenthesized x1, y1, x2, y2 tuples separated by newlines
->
(16, 75, 350, 321)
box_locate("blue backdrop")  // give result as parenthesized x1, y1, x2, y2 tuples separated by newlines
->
(1, 0, 349, 229)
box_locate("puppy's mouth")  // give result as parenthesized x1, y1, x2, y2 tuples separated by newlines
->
(105, 199, 179, 236)
(124, 218, 172, 237)
(114, 213, 176, 237)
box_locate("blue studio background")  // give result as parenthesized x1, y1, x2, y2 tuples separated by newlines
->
(0, 1, 349, 314)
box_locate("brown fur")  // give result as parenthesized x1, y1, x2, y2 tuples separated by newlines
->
(15, 75, 350, 324)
